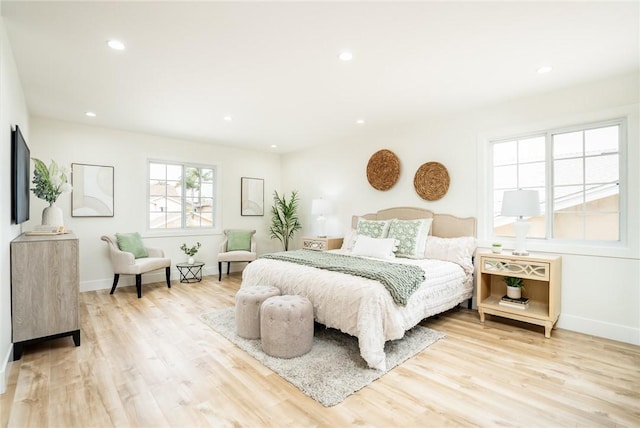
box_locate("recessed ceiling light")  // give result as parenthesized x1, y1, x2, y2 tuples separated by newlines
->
(270, 144, 278, 149)
(223, 115, 232, 121)
(85, 111, 96, 117)
(537, 66, 553, 74)
(356, 119, 365, 125)
(338, 51, 353, 61)
(107, 39, 126, 51)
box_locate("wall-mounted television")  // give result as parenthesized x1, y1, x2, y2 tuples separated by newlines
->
(12, 125, 30, 224)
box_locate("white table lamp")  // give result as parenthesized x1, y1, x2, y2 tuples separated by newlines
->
(500, 190, 540, 256)
(311, 198, 332, 238)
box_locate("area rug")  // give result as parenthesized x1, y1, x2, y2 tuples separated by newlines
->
(200, 308, 445, 407)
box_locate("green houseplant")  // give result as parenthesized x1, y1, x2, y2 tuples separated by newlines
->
(31, 158, 72, 204)
(269, 190, 302, 251)
(180, 242, 201, 264)
(31, 158, 72, 227)
(503, 276, 524, 299)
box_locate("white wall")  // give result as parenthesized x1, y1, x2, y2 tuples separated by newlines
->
(26, 117, 282, 291)
(0, 15, 30, 393)
(282, 72, 640, 345)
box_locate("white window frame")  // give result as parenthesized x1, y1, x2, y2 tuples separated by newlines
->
(477, 107, 637, 259)
(146, 159, 222, 237)
(548, 119, 626, 243)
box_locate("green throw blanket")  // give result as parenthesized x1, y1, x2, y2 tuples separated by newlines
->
(261, 250, 425, 306)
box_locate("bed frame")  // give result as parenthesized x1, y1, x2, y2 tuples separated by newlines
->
(351, 206, 477, 238)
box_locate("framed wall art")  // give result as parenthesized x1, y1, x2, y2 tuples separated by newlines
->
(241, 177, 264, 216)
(71, 163, 114, 217)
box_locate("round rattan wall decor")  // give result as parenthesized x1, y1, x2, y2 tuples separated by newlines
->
(366, 149, 400, 191)
(414, 161, 450, 201)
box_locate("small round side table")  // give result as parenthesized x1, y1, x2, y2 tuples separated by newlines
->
(176, 261, 205, 283)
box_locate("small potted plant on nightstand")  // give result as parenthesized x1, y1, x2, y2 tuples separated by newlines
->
(492, 242, 502, 254)
(503, 276, 524, 299)
(180, 242, 201, 265)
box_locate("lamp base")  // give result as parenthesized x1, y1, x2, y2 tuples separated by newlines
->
(512, 218, 531, 256)
(316, 215, 327, 239)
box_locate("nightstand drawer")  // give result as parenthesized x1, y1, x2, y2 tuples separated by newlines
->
(481, 257, 550, 281)
(301, 236, 343, 252)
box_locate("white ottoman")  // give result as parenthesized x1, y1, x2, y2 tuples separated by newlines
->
(260, 295, 314, 358)
(235, 286, 281, 339)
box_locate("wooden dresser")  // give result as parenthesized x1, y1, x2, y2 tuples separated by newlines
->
(10, 232, 80, 360)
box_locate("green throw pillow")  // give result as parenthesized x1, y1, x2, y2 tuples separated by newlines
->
(356, 218, 392, 239)
(227, 230, 253, 251)
(387, 218, 433, 258)
(116, 232, 148, 259)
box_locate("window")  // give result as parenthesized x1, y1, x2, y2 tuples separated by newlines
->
(148, 161, 217, 230)
(492, 120, 623, 244)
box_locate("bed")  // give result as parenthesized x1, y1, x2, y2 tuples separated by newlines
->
(241, 207, 477, 370)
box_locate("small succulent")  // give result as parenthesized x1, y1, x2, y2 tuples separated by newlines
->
(503, 276, 523, 288)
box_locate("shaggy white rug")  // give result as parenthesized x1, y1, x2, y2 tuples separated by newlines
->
(200, 308, 445, 407)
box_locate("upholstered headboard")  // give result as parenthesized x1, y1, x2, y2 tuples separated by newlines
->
(351, 207, 476, 238)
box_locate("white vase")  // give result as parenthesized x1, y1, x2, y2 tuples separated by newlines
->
(187, 256, 195, 265)
(506, 285, 522, 299)
(42, 204, 64, 228)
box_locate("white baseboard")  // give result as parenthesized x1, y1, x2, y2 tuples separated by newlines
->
(558, 314, 640, 345)
(0, 343, 12, 394)
(80, 265, 220, 292)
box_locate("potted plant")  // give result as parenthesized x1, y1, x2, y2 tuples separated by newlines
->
(31, 158, 72, 227)
(503, 276, 524, 299)
(491, 242, 502, 254)
(180, 242, 201, 265)
(269, 190, 302, 251)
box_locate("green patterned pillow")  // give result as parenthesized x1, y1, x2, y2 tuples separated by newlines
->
(116, 232, 148, 259)
(227, 230, 254, 251)
(387, 218, 433, 258)
(356, 218, 392, 239)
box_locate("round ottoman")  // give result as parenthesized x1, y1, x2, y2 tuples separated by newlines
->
(260, 295, 314, 358)
(235, 286, 281, 339)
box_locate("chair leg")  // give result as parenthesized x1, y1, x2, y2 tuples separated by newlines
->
(227, 262, 231, 275)
(136, 274, 142, 298)
(110, 274, 120, 294)
(218, 262, 222, 281)
(165, 267, 171, 288)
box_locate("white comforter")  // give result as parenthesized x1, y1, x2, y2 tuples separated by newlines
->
(240, 251, 473, 370)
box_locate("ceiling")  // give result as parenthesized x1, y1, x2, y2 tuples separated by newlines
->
(2, 1, 638, 153)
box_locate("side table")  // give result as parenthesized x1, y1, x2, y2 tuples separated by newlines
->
(176, 261, 205, 283)
(301, 236, 343, 251)
(476, 251, 562, 338)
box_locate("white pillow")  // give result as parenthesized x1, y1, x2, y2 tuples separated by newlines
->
(351, 235, 398, 260)
(340, 228, 357, 250)
(424, 236, 477, 274)
(387, 218, 433, 258)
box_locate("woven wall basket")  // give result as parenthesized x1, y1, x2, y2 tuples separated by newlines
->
(414, 161, 450, 201)
(366, 149, 400, 191)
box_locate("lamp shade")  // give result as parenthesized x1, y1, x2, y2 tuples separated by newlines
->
(311, 198, 332, 216)
(501, 190, 540, 218)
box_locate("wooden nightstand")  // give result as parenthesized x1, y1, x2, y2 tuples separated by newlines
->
(476, 251, 562, 338)
(301, 236, 343, 251)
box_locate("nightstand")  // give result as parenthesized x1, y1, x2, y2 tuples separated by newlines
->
(476, 251, 562, 338)
(301, 236, 343, 251)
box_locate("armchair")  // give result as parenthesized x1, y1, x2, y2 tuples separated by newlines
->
(217, 229, 257, 281)
(101, 234, 171, 298)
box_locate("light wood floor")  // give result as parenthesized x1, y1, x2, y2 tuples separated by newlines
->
(2, 273, 639, 427)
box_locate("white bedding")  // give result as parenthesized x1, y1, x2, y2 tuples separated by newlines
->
(240, 250, 473, 370)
